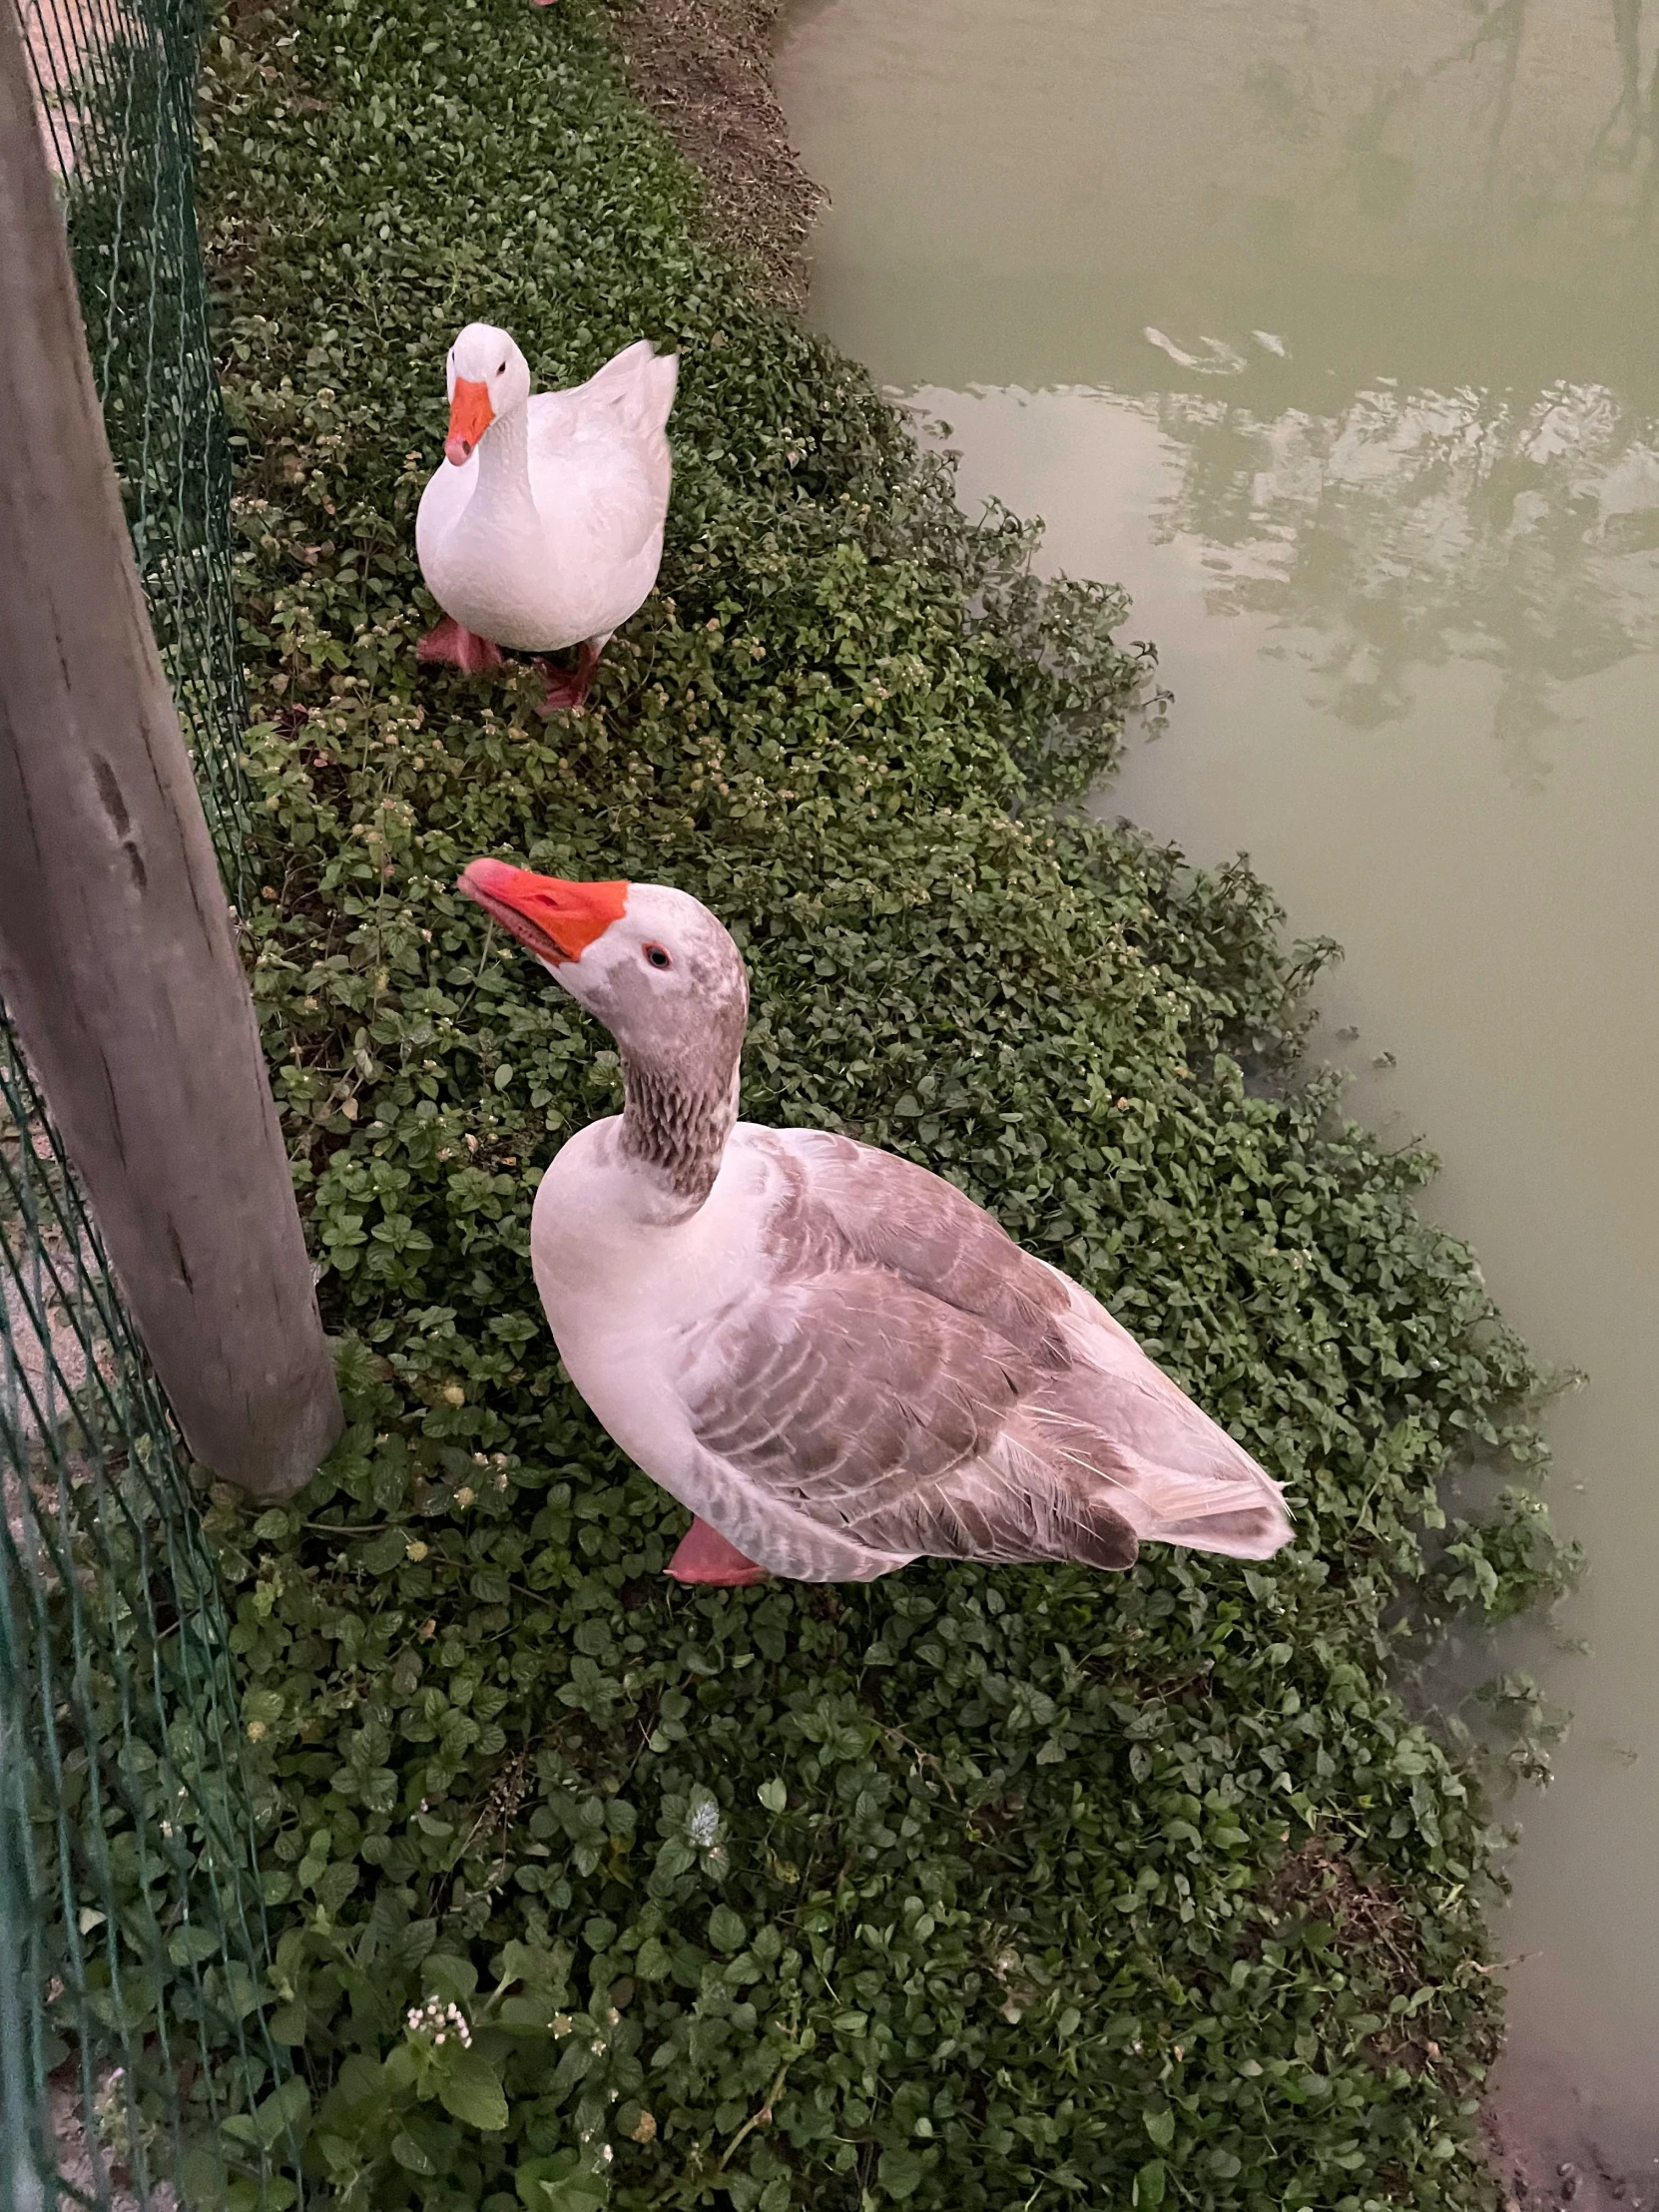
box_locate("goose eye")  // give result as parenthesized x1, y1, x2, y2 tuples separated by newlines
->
(497, 358, 507, 374)
(643, 943, 672, 971)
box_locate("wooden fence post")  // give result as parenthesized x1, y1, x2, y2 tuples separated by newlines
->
(0, 0, 342, 1500)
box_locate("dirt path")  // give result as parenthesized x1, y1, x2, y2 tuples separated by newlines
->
(610, 0, 822, 312)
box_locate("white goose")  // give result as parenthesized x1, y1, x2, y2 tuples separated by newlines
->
(415, 322, 676, 714)
(458, 860, 1295, 1586)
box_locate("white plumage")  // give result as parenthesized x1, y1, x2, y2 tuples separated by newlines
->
(415, 323, 676, 711)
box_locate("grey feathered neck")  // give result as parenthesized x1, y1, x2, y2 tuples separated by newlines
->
(618, 1052, 739, 1207)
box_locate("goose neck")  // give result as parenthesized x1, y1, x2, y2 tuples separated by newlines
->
(475, 397, 534, 512)
(618, 1052, 740, 1216)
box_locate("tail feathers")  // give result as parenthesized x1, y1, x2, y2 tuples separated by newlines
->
(841, 1393, 1290, 1574)
(587, 338, 657, 384)
(586, 339, 679, 434)
(1156, 1503, 1292, 1558)
(639, 347, 679, 431)
(1029, 1391, 1294, 1564)
(1135, 1486, 1292, 1562)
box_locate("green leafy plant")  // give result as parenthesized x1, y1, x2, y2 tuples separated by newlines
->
(174, 0, 1585, 2200)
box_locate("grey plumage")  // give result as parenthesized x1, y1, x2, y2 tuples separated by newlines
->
(459, 860, 1295, 1583)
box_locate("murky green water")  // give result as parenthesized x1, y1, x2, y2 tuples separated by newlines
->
(779, 0, 1659, 2156)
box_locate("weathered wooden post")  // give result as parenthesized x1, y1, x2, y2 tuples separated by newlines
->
(0, 0, 342, 1500)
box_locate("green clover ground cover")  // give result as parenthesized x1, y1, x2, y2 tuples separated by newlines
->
(190, 0, 1574, 2202)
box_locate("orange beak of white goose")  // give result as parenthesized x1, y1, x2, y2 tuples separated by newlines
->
(445, 375, 495, 466)
(458, 859, 629, 965)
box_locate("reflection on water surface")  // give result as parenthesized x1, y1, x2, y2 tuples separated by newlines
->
(1131, 375, 1659, 780)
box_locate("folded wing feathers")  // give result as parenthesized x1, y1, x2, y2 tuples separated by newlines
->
(790, 1131, 1075, 1368)
(690, 1272, 1007, 1509)
(682, 1131, 1292, 1573)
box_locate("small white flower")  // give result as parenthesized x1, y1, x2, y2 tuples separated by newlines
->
(406, 1995, 472, 2048)
(689, 1799, 721, 1848)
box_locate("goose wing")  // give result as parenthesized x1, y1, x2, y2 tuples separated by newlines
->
(573, 338, 679, 435)
(684, 1256, 1138, 1571)
(532, 340, 678, 438)
(679, 1130, 1290, 1570)
(528, 344, 676, 570)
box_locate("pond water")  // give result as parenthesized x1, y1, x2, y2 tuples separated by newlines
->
(778, 0, 1659, 2166)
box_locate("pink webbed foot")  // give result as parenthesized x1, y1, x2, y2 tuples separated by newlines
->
(667, 1518, 769, 1587)
(417, 617, 504, 677)
(536, 639, 603, 716)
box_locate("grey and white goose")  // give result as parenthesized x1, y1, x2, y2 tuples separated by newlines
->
(458, 859, 1294, 1586)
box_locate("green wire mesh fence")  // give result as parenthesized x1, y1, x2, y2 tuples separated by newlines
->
(2, 0, 300, 2202)
(0, 1034, 301, 2212)
(22, 0, 250, 869)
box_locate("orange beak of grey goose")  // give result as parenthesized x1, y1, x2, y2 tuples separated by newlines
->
(457, 855, 770, 1590)
(457, 858, 629, 965)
